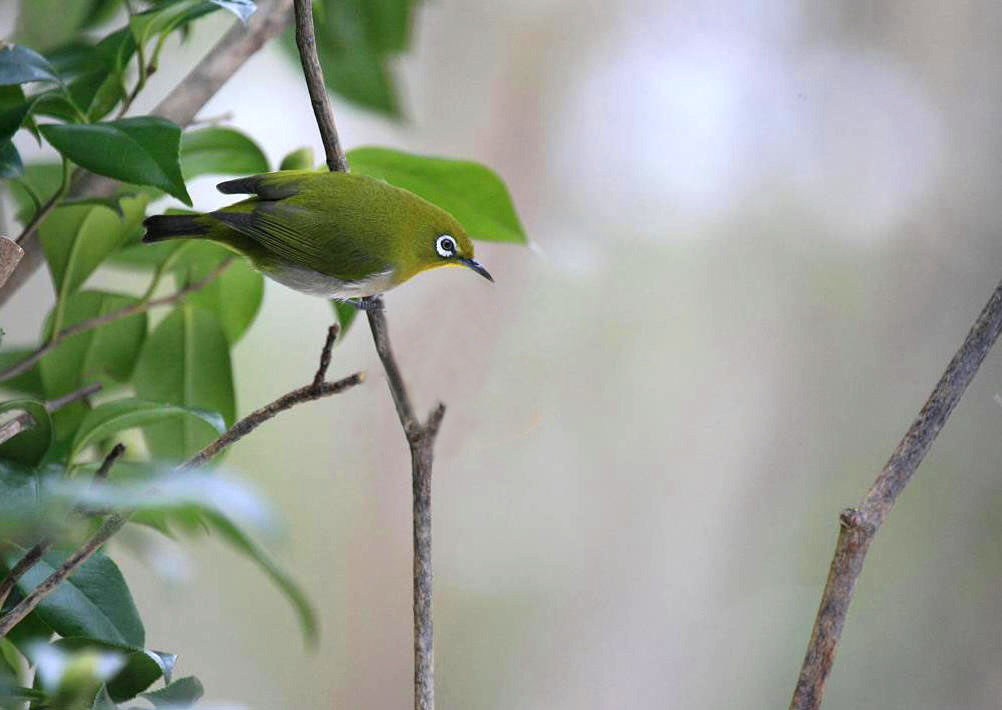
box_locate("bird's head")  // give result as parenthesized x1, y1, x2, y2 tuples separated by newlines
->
(414, 218, 493, 283)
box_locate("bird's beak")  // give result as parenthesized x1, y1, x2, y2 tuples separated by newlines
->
(459, 257, 494, 283)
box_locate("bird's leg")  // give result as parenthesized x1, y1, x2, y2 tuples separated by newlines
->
(347, 295, 385, 311)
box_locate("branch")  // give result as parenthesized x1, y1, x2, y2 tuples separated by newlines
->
(291, 3, 442, 706)
(0, 443, 125, 609)
(0, 333, 362, 637)
(292, 0, 349, 172)
(0, 383, 101, 446)
(0, 259, 233, 384)
(790, 278, 1002, 709)
(0, 237, 23, 290)
(0, 0, 295, 306)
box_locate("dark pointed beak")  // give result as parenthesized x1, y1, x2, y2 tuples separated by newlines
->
(459, 257, 494, 283)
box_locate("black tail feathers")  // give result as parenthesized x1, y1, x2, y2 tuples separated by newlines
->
(142, 214, 208, 243)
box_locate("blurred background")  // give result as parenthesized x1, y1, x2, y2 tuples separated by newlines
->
(4, 1, 1002, 708)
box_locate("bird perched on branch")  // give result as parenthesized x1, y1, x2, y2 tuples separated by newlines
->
(142, 170, 493, 307)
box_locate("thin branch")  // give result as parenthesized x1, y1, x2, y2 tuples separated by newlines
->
(313, 323, 340, 388)
(0, 0, 295, 306)
(0, 383, 101, 446)
(0, 444, 125, 609)
(0, 237, 23, 290)
(0, 259, 233, 384)
(182, 371, 364, 470)
(292, 0, 349, 172)
(790, 278, 1002, 709)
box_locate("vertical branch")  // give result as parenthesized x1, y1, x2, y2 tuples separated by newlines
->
(291, 3, 440, 707)
(790, 278, 1002, 709)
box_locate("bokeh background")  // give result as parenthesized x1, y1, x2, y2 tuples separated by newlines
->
(4, 1, 1002, 708)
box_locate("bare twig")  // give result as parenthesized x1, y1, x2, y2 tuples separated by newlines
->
(292, 0, 349, 173)
(0, 0, 295, 306)
(790, 279, 1002, 709)
(0, 259, 233, 384)
(292, 2, 442, 705)
(313, 323, 340, 388)
(0, 383, 101, 446)
(0, 444, 125, 609)
(182, 371, 363, 470)
(0, 346, 362, 636)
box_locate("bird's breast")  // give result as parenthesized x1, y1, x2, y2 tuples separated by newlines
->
(264, 262, 397, 299)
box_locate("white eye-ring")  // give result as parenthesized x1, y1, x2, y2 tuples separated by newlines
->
(436, 234, 457, 258)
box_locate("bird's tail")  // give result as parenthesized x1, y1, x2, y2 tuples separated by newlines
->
(142, 214, 210, 243)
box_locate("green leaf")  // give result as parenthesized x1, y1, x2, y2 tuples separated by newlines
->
(0, 350, 46, 398)
(279, 146, 315, 171)
(40, 195, 150, 302)
(51, 639, 173, 703)
(7, 547, 144, 647)
(92, 684, 117, 710)
(332, 300, 357, 341)
(82, 0, 126, 30)
(0, 399, 52, 466)
(174, 243, 263, 343)
(70, 399, 225, 464)
(142, 676, 203, 708)
(9, 162, 63, 222)
(0, 141, 23, 179)
(39, 119, 191, 205)
(129, 1, 252, 48)
(0, 89, 50, 145)
(133, 305, 235, 460)
(39, 291, 148, 401)
(347, 147, 527, 243)
(180, 126, 268, 180)
(318, 45, 398, 116)
(0, 44, 60, 86)
(210, 0, 257, 23)
(205, 511, 318, 644)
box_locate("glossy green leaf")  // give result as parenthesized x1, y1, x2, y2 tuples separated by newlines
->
(133, 305, 235, 460)
(129, 1, 252, 48)
(0, 141, 23, 179)
(7, 547, 144, 647)
(279, 146, 316, 171)
(39, 119, 191, 204)
(174, 242, 263, 343)
(0, 399, 51, 466)
(205, 511, 318, 644)
(70, 399, 225, 464)
(332, 300, 357, 341)
(9, 162, 63, 221)
(40, 195, 150, 303)
(142, 676, 203, 708)
(39, 291, 148, 401)
(0, 89, 49, 145)
(0, 350, 45, 398)
(0, 44, 60, 86)
(180, 126, 268, 180)
(348, 147, 527, 243)
(52, 639, 173, 703)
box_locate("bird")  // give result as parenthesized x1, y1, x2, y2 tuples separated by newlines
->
(142, 170, 493, 306)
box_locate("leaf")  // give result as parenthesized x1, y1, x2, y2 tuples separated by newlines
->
(69, 399, 225, 464)
(210, 0, 257, 23)
(52, 639, 174, 703)
(0, 89, 49, 145)
(39, 119, 191, 204)
(0, 45, 60, 86)
(40, 195, 150, 302)
(347, 147, 527, 243)
(0, 350, 46, 398)
(39, 291, 148, 400)
(317, 44, 398, 116)
(129, 1, 253, 48)
(82, 0, 126, 30)
(6, 547, 144, 647)
(174, 242, 263, 343)
(279, 146, 315, 171)
(133, 305, 235, 460)
(0, 399, 52, 466)
(204, 511, 318, 644)
(9, 162, 63, 222)
(332, 301, 357, 340)
(0, 141, 23, 179)
(142, 676, 203, 708)
(180, 126, 268, 180)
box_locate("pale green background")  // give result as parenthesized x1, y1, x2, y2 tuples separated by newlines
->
(4, 1, 1002, 708)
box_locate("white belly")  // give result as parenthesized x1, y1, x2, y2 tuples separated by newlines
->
(266, 263, 397, 299)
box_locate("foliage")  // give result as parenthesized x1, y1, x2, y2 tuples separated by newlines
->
(0, 0, 525, 706)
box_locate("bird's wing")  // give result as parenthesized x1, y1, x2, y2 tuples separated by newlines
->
(216, 171, 314, 200)
(210, 200, 393, 282)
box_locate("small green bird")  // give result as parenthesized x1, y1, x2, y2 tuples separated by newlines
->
(142, 170, 493, 303)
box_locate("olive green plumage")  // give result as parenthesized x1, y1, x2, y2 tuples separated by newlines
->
(142, 170, 492, 299)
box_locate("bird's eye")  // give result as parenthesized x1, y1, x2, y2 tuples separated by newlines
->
(436, 235, 456, 258)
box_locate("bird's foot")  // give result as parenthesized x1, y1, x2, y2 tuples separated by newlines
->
(347, 296, 385, 311)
